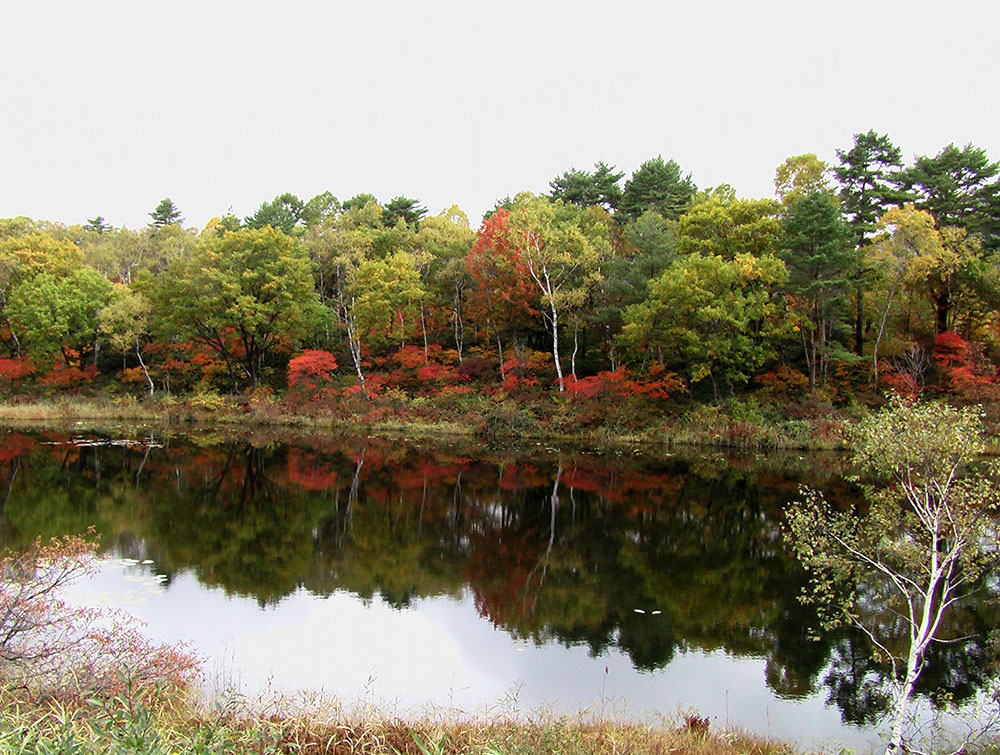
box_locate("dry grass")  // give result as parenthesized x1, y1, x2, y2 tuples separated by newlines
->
(0, 684, 798, 755)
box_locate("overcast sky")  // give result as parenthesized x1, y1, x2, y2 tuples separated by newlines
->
(2, 0, 997, 231)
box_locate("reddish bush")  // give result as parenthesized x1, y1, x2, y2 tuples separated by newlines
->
(0, 531, 198, 696)
(563, 368, 683, 401)
(455, 355, 496, 383)
(933, 331, 999, 400)
(40, 362, 97, 391)
(0, 357, 34, 383)
(498, 350, 550, 393)
(288, 349, 339, 392)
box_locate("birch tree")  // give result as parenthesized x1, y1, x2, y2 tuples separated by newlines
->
(785, 399, 1000, 755)
(504, 193, 607, 390)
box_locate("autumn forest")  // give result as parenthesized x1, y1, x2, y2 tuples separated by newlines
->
(2, 131, 999, 436)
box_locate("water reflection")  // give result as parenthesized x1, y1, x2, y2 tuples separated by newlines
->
(0, 428, 995, 736)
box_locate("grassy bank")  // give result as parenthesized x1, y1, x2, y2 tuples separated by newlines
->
(0, 684, 795, 755)
(0, 392, 855, 453)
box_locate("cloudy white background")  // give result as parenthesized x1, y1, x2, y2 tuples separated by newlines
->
(2, 0, 997, 230)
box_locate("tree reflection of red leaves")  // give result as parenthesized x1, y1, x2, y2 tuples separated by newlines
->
(466, 526, 542, 629)
(499, 463, 551, 491)
(287, 448, 339, 492)
(0, 432, 36, 461)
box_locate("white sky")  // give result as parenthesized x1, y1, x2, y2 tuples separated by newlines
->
(2, 0, 997, 231)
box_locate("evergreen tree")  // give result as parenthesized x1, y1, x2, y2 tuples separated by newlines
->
(619, 157, 696, 222)
(549, 161, 624, 211)
(83, 216, 110, 234)
(779, 191, 854, 390)
(382, 196, 427, 229)
(245, 192, 306, 236)
(149, 198, 182, 228)
(833, 130, 904, 354)
(897, 143, 1000, 245)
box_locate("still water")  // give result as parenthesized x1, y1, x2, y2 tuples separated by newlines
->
(0, 428, 994, 751)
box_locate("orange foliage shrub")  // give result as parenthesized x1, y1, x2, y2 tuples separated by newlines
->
(499, 350, 550, 393)
(755, 365, 809, 397)
(383, 345, 461, 394)
(40, 362, 97, 391)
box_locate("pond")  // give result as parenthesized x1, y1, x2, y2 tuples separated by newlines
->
(0, 427, 994, 751)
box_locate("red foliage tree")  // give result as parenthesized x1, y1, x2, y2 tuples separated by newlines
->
(465, 210, 539, 377)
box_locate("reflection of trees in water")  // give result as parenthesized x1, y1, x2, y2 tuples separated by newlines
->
(0, 430, 994, 721)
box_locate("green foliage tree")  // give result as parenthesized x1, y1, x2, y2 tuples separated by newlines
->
(621, 253, 787, 399)
(677, 190, 781, 259)
(382, 196, 427, 230)
(834, 131, 905, 248)
(156, 227, 323, 390)
(353, 251, 425, 352)
(415, 205, 476, 361)
(8, 267, 114, 367)
(99, 284, 155, 395)
(304, 198, 387, 396)
(83, 216, 110, 234)
(785, 399, 1000, 755)
(214, 213, 243, 235)
(865, 205, 941, 380)
(0, 232, 85, 356)
(503, 194, 609, 390)
(774, 153, 830, 207)
(301, 191, 340, 227)
(341, 193, 380, 213)
(149, 198, 182, 228)
(619, 157, 696, 222)
(244, 192, 306, 236)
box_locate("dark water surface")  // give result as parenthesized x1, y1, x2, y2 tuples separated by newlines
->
(0, 427, 994, 750)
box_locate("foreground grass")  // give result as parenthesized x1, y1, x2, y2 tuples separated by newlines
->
(0, 685, 795, 755)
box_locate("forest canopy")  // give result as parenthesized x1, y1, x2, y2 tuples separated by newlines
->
(1, 133, 998, 416)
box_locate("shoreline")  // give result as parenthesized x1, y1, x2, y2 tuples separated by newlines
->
(0, 395, 853, 454)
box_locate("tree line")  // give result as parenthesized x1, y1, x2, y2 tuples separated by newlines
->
(1, 131, 998, 408)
